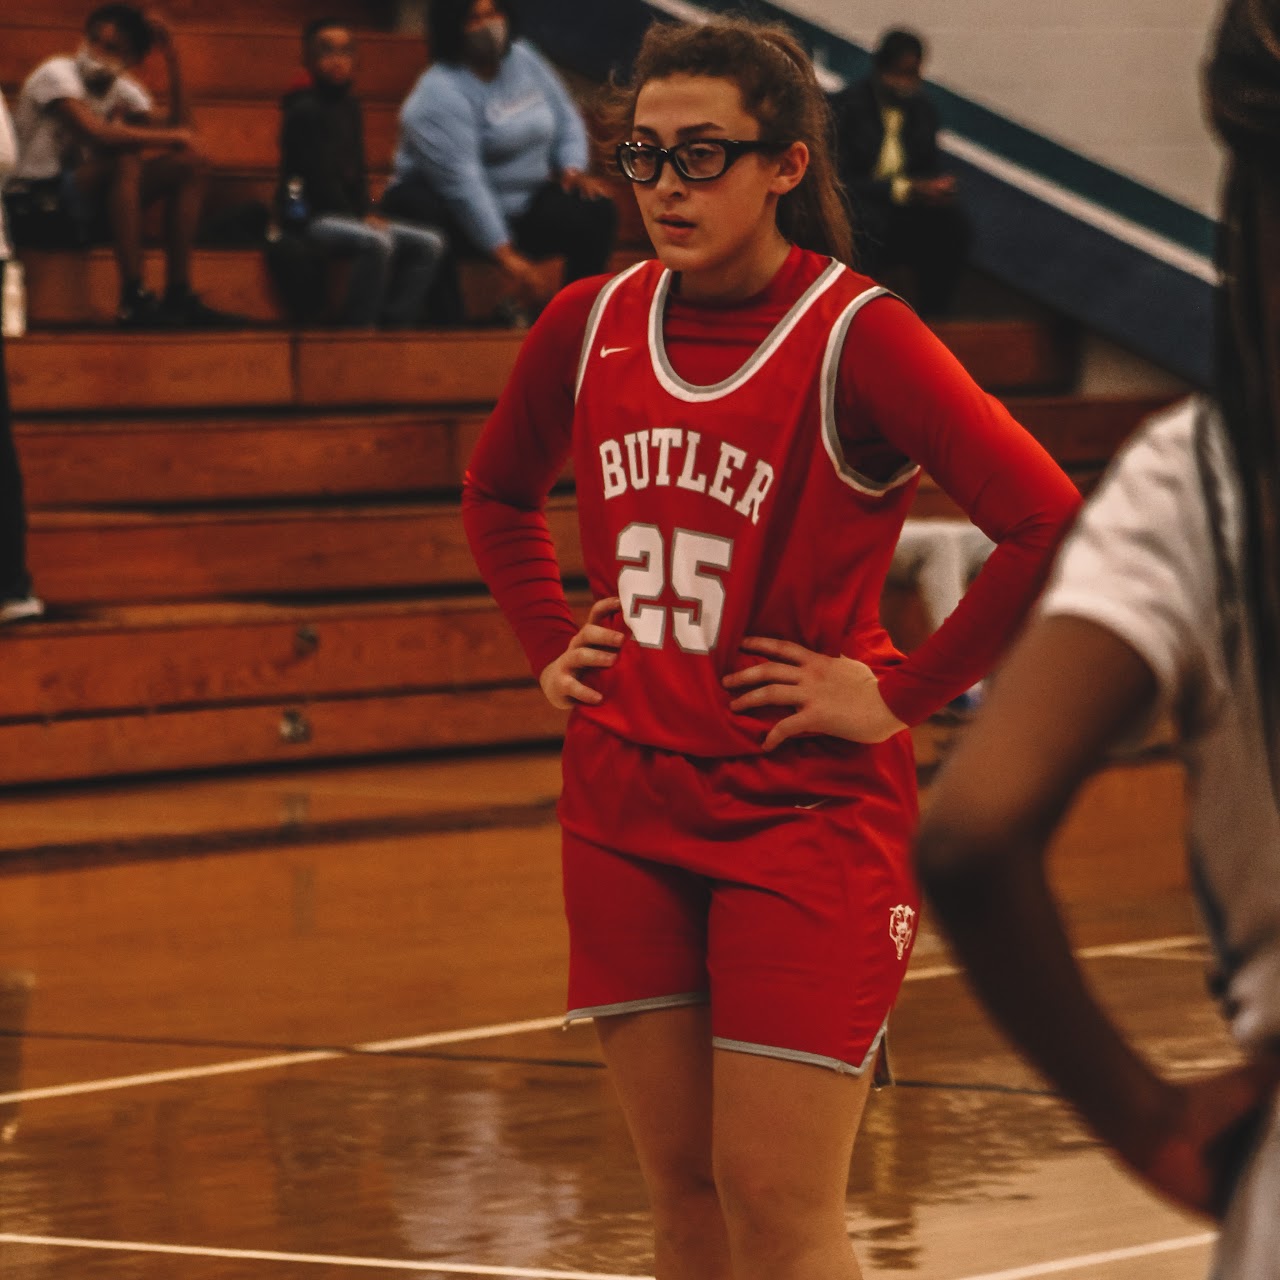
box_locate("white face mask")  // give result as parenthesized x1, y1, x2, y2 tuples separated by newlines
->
(75, 43, 123, 91)
(463, 17, 509, 65)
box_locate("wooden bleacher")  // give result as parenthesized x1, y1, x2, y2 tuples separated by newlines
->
(0, 9, 1180, 788)
(0, 323, 1171, 786)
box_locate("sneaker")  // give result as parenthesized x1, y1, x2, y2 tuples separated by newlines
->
(0, 595, 45, 624)
(159, 288, 245, 329)
(117, 287, 164, 328)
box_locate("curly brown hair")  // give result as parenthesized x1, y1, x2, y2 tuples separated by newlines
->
(599, 16, 855, 265)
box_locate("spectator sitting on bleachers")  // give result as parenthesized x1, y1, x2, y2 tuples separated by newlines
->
(381, 0, 617, 325)
(2, 4, 232, 328)
(276, 19, 447, 328)
(0, 90, 41, 626)
(831, 29, 971, 318)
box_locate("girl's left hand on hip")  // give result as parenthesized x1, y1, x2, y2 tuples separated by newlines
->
(723, 636, 908, 751)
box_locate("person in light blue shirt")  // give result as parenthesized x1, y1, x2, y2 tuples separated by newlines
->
(382, 0, 617, 324)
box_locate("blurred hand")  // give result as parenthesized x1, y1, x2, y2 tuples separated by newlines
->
(912, 175, 957, 204)
(723, 637, 907, 751)
(495, 244, 549, 308)
(164, 125, 196, 150)
(539, 597, 625, 710)
(1130, 1061, 1280, 1219)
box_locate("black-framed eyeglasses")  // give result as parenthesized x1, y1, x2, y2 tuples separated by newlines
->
(615, 138, 783, 184)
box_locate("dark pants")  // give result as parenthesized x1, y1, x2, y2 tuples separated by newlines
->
(382, 176, 618, 324)
(0, 263, 31, 600)
(856, 199, 971, 318)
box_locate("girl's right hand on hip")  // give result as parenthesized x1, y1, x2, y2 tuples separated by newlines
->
(539, 597, 625, 709)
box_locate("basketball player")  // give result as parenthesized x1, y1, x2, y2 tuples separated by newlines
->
(916, 4, 1280, 1274)
(464, 17, 1079, 1279)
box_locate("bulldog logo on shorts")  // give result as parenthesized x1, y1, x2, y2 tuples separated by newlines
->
(889, 904, 916, 961)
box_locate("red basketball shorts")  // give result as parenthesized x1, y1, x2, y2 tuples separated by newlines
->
(558, 718, 920, 1075)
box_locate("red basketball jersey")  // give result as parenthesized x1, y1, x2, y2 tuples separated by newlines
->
(571, 256, 921, 758)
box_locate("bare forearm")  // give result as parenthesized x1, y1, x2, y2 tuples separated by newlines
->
(916, 615, 1174, 1168)
(90, 120, 187, 149)
(919, 834, 1177, 1160)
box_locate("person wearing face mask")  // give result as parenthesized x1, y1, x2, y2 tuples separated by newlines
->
(830, 29, 971, 317)
(2, 4, 232, 327)
(381, 0, 618, 326)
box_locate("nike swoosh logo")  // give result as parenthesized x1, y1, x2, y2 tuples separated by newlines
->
(794, 799, 831, 811)
(599, 345, 629, 358)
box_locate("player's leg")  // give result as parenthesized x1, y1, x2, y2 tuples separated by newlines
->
(381, 221, 448, 327)
(562, 832, 727, 1279)
(705, 751, 919, 1280)
(307, 215, 394, 327)
(596, 1008, 732, 1280)
(74, 154, 144, 305)
(714, 1051, 872, 1280)
(140, 145, 210, 304)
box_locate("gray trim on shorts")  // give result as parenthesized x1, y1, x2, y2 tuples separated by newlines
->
(563, 991, 709, 1027)
(712, 1018, 888, 1077)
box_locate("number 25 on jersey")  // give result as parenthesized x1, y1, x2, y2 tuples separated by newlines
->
(616, 523, 734, 656)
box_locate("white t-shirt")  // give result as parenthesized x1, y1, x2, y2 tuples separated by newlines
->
(9, 55, 152, 183)
(1040, 398, 1280, 1052)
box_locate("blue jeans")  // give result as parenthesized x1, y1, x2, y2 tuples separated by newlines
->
(306, 215, 446, 327)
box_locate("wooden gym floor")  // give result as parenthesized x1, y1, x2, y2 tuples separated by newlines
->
(0, 748, 1228, 1279)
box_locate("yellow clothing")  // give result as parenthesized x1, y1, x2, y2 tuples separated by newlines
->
(874, 105, 913, 205)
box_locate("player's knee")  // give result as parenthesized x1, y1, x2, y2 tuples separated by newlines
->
(648, 1167, 722, 1248)
(715, 1158, 829, 1263)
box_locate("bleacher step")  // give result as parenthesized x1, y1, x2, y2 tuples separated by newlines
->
(0, 684, 565, 789)
(16, 411, 480, 507)
(0, 24, 425, 104)
(19, 247, 646, 328)
(0, 0, 391, 30)
(0, 750, 568, 860)
(8, 330, 525, 412)
(0, 596, 541, 720)
(13, 396, 1167, 510)
(8, 319, 1070, 416)
(26, 499, 582, 605)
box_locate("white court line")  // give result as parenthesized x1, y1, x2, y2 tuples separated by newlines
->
(0, 1234, 650, 1279)
(0, 1229, 1216, 1279)
(0, 935, 1204, 1108)
(951, 1231, 1215, 1280)
(906, 934, 1205, 983)
(0, 1015, 564, 1107)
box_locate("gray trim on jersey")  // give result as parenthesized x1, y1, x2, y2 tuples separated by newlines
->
(575, 260, 651, 402)
(647, 257, 847, 403)
(820, 288, 922, 498)
(712, 1018, 887, 1077)
(562, 991, 708, 1027)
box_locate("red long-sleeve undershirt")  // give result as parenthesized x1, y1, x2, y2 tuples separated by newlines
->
(463, 248, 1080, 728)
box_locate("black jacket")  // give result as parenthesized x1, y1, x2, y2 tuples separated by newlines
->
(830, 74, 944, 210)
(277, 82, 368, 221)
